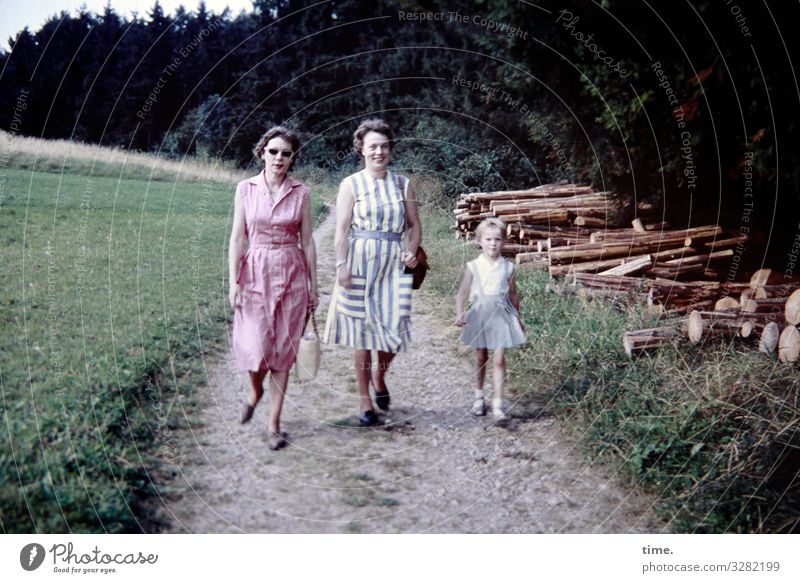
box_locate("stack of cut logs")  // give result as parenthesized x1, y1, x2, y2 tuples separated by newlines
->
(453, 182, 800, 364)
(623, 275, 800, 363)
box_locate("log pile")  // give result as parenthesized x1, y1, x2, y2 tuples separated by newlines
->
(621, 282, 800, 364)
(454, 182, 800, 365)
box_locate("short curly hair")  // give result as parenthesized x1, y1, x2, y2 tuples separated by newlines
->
(474, 218, 506, 246)
(253, 126, 301, 167)
(352, 118, 394, 157)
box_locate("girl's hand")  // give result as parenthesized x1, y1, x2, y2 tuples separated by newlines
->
(229, 283, 242, 310)
(337, 266, 352, 289)
(401, 250, 418, 268)
(454, 313, 466, 327)
(308, 290, 318, 310)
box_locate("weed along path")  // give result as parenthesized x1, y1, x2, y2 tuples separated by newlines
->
(164, 212, 665, 533)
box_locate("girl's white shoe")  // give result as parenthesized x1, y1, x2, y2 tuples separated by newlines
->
(471, 398, 486, 416)
(492, 398, 507, 420)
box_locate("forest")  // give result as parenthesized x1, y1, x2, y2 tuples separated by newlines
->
(2, 0, 799, 264)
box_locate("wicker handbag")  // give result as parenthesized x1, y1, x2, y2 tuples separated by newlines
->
(293, 307, 320, 381)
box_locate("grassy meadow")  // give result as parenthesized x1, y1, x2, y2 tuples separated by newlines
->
(0, 136, 328, 532)
(421, 194, 800, 533)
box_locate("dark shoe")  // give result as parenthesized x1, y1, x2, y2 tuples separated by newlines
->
(267, 431, 288, 450)
(240, 403, 256, 424)
(375, 386, 390, 411)
(358, 410, 380, 427)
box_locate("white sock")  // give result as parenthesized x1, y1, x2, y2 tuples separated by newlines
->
(474, 389, 484, 399)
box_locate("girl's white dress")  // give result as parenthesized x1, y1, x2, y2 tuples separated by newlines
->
(460, 255, 527, 349)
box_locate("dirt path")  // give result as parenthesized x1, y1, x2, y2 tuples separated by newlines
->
(163, 212, 666, 533)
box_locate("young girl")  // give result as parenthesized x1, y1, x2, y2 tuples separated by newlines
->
(455, 218, 527, 419)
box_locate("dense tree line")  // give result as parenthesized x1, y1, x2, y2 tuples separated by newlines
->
(1, 0, 798, 264)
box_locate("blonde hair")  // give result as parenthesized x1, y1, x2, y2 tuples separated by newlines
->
(474, 218, 506, 246)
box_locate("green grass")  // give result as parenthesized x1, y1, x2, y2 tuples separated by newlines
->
(421, 201, 800, 533)
(0, 163, 330, 533)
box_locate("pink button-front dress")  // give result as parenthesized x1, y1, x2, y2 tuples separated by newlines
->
(233, 173, 310, 372)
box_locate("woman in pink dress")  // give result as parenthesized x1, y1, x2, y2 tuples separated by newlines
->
(228, 126, 317, 451)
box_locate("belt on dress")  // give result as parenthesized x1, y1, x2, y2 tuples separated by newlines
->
(249, 241, 299, 249)
(351, 229, 401, 242)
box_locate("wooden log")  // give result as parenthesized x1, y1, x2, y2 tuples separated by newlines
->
(662, 249, 734, 266)
(590, 225, 721, 244)
(786, 289, 800, 325)
(750, 268, 773, 289)
(623, 326, 679, 357)
(714, 297, 740, 311)
(598, 255, 653, 277)
(494, 210, 571, 224)
(650, 246, 699, 261)
(741, 298, 788, 314)
(573, 216, 608, 228)
(759, 321, 781, 354)
(738, 314, 781, 338)
(462, 185, 595, 203)
(516, 251, 550, 267)
(548, 240, 678, 264)
(778, 326, 800, 363)
(548, 257, 631, 278)
(491, 194, 608, 213)
(702, 235, 747, 251)
(571, 273, 643, 290)
(648, 264, 706, 279)
(688, 310, 750, 344)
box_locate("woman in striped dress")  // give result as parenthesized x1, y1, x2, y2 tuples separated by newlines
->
(324, 119, 422, 426)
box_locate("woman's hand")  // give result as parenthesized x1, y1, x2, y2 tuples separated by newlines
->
(229, 283, 242, 311)
(454, 312, 466, 327)
(337, 265, 352, 289)
(401, 250, 418, 268)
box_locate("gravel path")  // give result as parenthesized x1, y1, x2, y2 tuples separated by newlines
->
(162, 212, 666, 533)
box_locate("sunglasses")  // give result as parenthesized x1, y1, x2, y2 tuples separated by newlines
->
(267, 148, 294, 158)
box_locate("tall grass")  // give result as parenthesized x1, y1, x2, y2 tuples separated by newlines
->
(420, 187, 800, 533)
(0, 141, 331, 532)
(0, 130, 241, 184)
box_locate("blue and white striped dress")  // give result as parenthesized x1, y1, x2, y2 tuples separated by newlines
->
(324, 169, 413, 352)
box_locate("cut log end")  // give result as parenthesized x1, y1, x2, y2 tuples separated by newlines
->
(688, 311, 704, 344)
(778, 326, 800, 363)
(759, 321, 781, 354)
(786, 289, 800, 326)
(714, 297, 740, 312)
